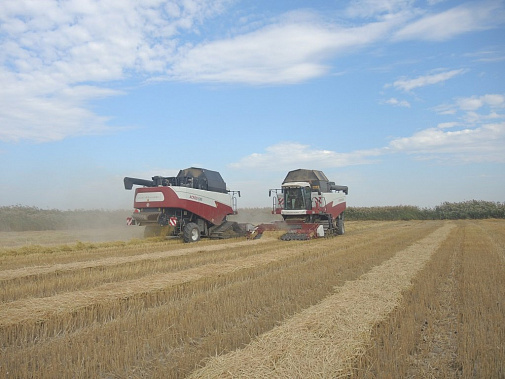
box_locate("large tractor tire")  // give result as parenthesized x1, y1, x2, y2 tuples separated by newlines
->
(183, 222, 201, 243)
(336, 214, 345, 235)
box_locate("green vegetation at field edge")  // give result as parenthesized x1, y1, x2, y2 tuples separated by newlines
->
(1, 200, 504, 232)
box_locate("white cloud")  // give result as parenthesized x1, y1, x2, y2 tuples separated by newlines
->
(464, 48, 505, 63)
(346, 0, 415, 18)
(0, 69, 125, 142)
(0, 0, 228, 142)
(394, 2, 505, 41)
(433, 103, 457, 115)
(169, 17, 396, 84)
(455, 94, 505, 111)
(231, 91, 505, 169)
(463, 111, 504, 125)
(229, 142, 382, 171)
(1, 0, 504, 143)
(387, 122, 505, 162)
(230, 121, 505, 171)
(437, 122, 459, 129)
(390, 69, 466, 91)
(388, 93, 505, 162)
(434, 94, 505, 125)
(383, 97, 411, 107)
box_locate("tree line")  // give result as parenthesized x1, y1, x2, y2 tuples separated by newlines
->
(0, 200, 504, 232)
(345, 200, 505, 221)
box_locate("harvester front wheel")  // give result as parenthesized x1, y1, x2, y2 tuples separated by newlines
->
(183, 222, 200, 243)
(336, 214, 345, 235)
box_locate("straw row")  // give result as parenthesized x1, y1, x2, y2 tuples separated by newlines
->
(352, 219, 505, 377)
(1, 222, 424, 328)
(0, 237, 270, 281)
(188, 223, 455, 378)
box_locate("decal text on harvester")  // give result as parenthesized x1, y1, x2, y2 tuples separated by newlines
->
(189, 195, 203, 202)
(135, 192, 164, 202)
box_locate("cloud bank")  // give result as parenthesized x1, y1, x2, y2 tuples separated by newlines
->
(0, 0, 503, 142)
(230, 93, 505, 171)
(0, 0, 226, 141)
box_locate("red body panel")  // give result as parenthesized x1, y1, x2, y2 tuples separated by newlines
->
(317, 200, 346, 218)
(134, 186, 233, 226)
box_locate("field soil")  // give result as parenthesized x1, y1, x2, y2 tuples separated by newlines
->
(0, 219, 503, 378)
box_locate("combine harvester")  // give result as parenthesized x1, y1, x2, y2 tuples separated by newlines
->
(255, 169, 348, 240)
(124, 167, 245, 242)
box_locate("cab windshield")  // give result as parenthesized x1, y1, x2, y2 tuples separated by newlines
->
(284, 187, 312, 210)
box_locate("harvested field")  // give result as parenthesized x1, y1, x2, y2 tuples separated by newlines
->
(0, 220, 503, 378)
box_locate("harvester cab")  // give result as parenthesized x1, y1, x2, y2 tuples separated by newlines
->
(259, 169, 348, 240)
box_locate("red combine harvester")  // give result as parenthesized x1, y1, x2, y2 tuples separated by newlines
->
(124, 167, 245, 242)
(255, 169, 348, 240)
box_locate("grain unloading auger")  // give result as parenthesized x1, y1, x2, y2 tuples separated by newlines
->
(252, 169, 348, 241)
(124, 167, 246, 242)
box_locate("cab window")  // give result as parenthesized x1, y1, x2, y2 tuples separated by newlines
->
(284, 187, 311, 210)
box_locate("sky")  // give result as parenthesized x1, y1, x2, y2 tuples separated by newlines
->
(1, 0, 504, 211)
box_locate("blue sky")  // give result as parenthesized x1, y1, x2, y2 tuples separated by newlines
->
(1, 0, 504, 210)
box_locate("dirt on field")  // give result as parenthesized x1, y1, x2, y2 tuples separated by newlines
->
(0, 220, 503, 378)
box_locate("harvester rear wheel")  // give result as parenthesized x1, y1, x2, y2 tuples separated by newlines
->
(336, 214, 345, 235)
(183, 222, 200, 243)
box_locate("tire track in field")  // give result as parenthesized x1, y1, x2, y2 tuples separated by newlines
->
(408, 225, 460, 378)
(188, 223, 455, 378)
(0, 222, 428, 328)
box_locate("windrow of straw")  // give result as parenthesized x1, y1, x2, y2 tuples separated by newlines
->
(0, 237, 284, 303)
(352, 218, 505, 378)
(0, 231, 262, 270)
(188, 223, 455, 378)
(1, 243, 302, 327)
(0, 237, 271, 281)
(0, 221, 422, 330)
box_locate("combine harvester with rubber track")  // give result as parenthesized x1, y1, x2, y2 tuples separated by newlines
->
(254, 169, 348, 240)
(124, 167, 245, 242)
